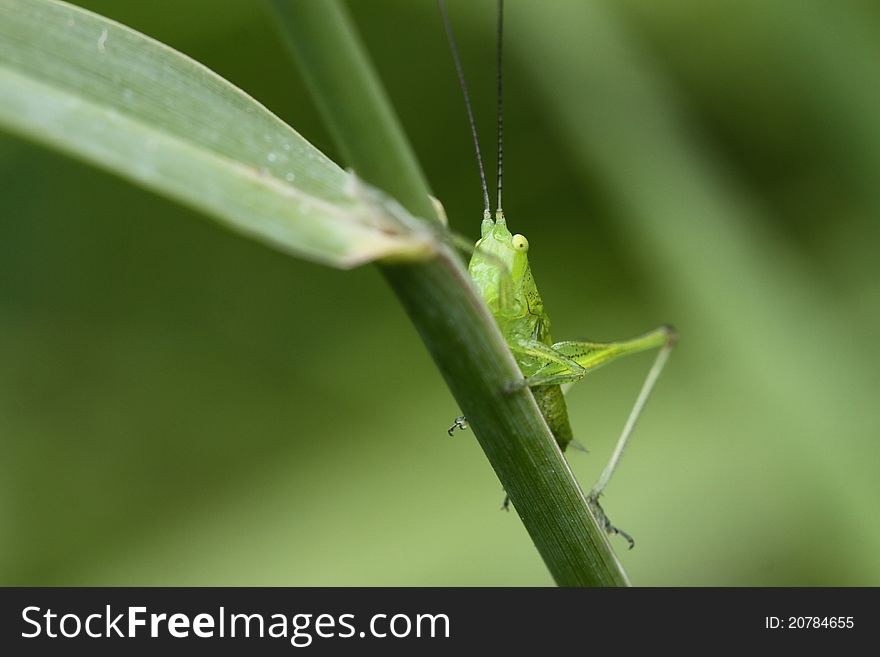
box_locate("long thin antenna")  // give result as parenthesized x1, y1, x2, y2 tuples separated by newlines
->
(438, 0, 491, 219)
(495, 0, 504, 216)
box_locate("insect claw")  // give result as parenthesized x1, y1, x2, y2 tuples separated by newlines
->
(501, 494, 511, 512)
(447, 415, 468, 436)
(587, 493, 635, 549)
(617, 528, 636, 551)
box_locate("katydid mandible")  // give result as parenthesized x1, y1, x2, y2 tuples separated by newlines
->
(440, 0, 677, 549)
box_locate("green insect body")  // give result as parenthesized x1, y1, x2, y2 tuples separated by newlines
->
(468, 211, 673, 457)
(468, 212, 574, 451)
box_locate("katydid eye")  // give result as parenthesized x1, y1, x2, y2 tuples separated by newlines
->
(512, 234, 529, 251)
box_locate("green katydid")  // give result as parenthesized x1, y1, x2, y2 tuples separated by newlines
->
(439, 0, 677, 548)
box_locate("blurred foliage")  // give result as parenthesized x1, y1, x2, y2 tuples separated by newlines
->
(1, 0, 878, 585)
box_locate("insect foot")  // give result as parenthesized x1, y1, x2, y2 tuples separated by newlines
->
(447, 415, 468, 436)
(587, 493, 635, 550)
(501, 494, 511, 512)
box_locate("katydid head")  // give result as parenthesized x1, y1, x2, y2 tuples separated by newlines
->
(475, 213, 529, 280)
(468, 212, 543, 320)
(469, 212, 534, 316)
(441, 0, 533, 311)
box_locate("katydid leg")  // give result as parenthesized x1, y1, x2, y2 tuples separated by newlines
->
(447, 415, 468, 436)
(579, 326, 677, 547)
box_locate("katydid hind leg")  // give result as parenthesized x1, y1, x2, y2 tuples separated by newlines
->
(506, 338, 587, 390)
(588, 494, 636, 550)
(507, 327, 675, 390)
(585, 326, 677, 547)
(553, 325, 675, 374)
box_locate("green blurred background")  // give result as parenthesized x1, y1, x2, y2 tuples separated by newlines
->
(2, 0, 879, 585)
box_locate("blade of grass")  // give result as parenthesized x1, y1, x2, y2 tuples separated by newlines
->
(268, 0, 629, 586)
(0, 0, 433, 268)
